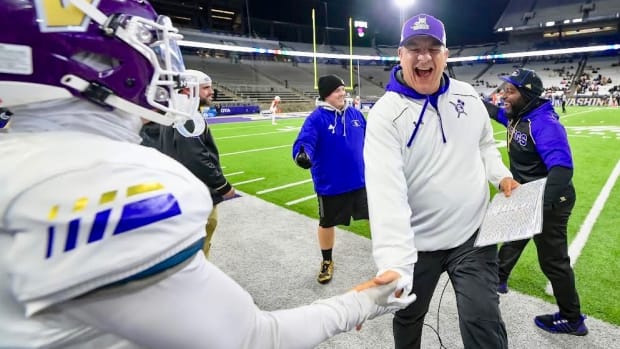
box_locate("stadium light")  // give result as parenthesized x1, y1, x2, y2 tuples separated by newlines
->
(394, 0, 415, 26)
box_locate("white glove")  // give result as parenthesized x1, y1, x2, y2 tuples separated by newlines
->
(357, 280, 417, 320)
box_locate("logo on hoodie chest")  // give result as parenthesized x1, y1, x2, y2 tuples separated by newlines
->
(509, 126, 529, 147)
(449, 99, 468, 118)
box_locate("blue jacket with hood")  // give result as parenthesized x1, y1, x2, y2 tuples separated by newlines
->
(292, 103, 366, 196)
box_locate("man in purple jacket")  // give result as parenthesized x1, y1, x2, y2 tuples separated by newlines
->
(486, 68, 588, 336)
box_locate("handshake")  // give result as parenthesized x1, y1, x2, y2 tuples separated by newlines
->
(295, 145, 312, 169)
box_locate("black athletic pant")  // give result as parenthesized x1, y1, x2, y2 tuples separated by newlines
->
(393, 233, 507, 349)
(498, 185, 581, 321)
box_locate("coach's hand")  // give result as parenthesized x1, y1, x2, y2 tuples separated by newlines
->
(499, 177, 520, 197)
(295, 145, 312, 169)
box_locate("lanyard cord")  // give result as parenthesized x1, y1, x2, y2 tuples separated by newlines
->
(507, 118, 521, 152)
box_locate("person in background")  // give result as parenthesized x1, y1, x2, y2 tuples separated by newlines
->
(0, 1, 412, 348)
(560, 92, 567, 113)
(269, 95, 281, 125)
(485, 68, 588, 336)
(141, 69, 235, 258)
(354, 95, 361, 110)
(345, 92, 354, 108)
(364, 13, 519, 349)
(292, 74, 369, 285)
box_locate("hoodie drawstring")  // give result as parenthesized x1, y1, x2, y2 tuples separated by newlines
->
(407, 98, 429, 147)
(406, 96, 447, 147)
(330, 109, 346, 136)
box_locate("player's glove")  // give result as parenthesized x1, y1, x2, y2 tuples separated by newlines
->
(295, 145, 312, 169)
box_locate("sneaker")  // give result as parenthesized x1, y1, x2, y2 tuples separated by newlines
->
(497, 282, 508, 294)
(534, 312, 588, 336)
(317, 260, 334, 284)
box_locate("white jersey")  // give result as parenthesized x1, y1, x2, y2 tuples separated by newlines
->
(0, 130, 211, 347)
(364, 78, 512, 296)
(1, 128, 404, 349)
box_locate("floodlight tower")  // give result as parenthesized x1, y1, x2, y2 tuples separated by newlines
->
(395, 0, 415, 27)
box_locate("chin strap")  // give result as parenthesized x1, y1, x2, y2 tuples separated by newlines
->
(61, 74, 205, 137)
(173, 111, 206, 137)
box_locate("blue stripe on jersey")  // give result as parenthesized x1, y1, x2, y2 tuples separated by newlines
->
(46, 226, 55, 259)
(113, 193, 181, 235)
(88, 209, 111, 243)
(64, 219, 80, 252)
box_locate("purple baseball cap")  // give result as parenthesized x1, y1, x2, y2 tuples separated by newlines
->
(400, 14, 447, 46)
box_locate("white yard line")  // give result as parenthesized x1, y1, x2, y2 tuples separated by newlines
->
(213, 122, 277, 131)
(546, 158, 620, 295)
(225, 171, 244, 176)
(218, 129, 297, 140)
(285, 194, 317, 206)
(232, 177, 265, 186)
(558, 107, 600, 120)
(220, 145, 290, 156)
(257, 179, 313, 194)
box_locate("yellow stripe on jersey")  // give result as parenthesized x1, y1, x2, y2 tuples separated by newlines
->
(48, 205, 59, 221)
(126, 182, 164, 197)
(73, 197, 89, 212)
(99, 190, 117, 204)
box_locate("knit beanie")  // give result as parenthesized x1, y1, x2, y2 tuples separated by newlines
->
(318, 75, 345, 100)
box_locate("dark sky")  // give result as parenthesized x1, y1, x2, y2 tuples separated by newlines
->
(247, 0, 510, 46)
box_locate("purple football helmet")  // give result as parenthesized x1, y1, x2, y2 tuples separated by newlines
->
(0, 0, 204, 136)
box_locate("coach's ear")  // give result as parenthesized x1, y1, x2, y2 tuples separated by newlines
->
(295, 145, 312, 169)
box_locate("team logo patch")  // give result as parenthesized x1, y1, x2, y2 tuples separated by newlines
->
(351, 119, 362, 127)
(509, 127, 528, 146)
(449, 99, 467, 118)
(34, 0, 101, 33)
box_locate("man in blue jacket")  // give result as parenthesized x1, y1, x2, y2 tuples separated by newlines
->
(485, 68, 588, 336)
(292, 74, 368, 284)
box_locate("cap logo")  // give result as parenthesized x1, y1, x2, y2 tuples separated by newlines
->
(412, 16, 430, 31)
(525, 84, 532, 90)
(511, 70, 520, 76)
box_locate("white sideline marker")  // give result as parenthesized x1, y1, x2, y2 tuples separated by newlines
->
(286, 194, 317, 206)
(232, 177, 265, 186)
(545, 158, 620, 296)
(257, 179, 312, 195)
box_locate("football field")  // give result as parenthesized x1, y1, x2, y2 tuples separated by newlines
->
(209, 106, 620, 326)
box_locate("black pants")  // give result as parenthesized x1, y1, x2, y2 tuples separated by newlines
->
(393, 233, 507, 349)
(498, 185, 581, 321)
